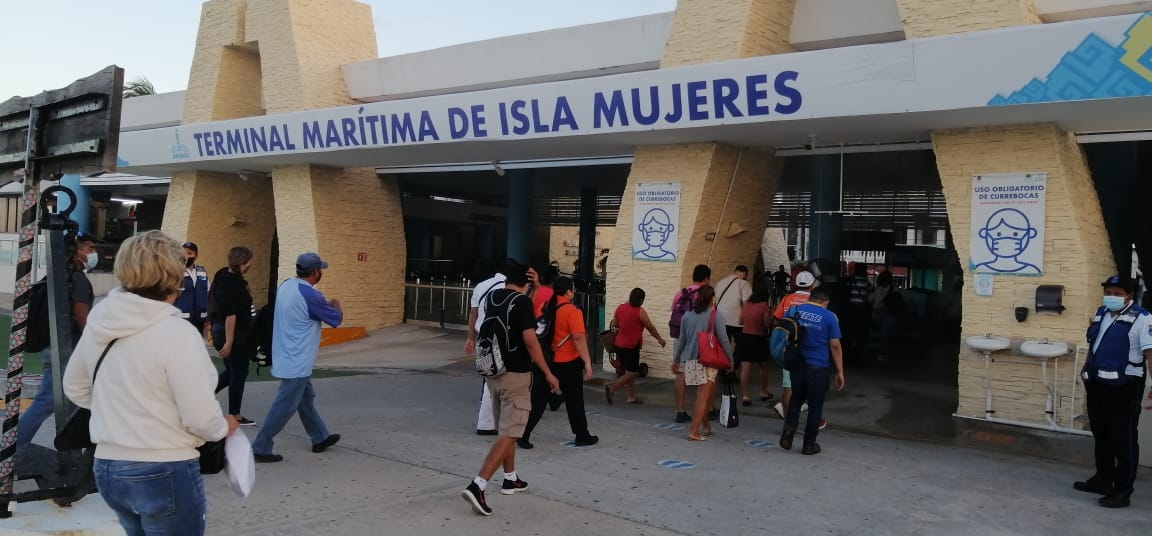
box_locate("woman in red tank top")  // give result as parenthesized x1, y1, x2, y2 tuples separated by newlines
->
(605, 288, 666, 404)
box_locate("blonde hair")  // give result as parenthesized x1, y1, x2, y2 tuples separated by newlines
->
(115, 230, 184, 301)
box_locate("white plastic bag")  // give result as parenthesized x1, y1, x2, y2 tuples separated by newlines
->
(225, 429, 256, 497)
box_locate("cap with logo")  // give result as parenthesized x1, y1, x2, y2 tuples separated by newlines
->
(794, 271, 816, 288)
(182, 241, 198, 252)
(1100, 275, 1135, 294)
(296, 252, 329, 273)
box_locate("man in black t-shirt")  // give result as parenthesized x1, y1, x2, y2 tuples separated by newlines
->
(462, 265, 559, 517)
(17, 231, 96, 449)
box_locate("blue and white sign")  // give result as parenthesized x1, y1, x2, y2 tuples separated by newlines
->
(969, 173, 1047, 276)
(633, 182, 680, 262)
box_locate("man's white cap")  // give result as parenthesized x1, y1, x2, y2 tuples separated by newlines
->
(795, 271, 816, 288)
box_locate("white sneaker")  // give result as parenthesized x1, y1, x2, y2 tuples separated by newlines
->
(773, 402, 784, 419)
(801, 403, 809, 412)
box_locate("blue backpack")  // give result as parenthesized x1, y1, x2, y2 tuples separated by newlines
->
(769, 308, 805, 371)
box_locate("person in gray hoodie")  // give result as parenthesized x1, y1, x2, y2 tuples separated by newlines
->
(64, 230, 237, 535)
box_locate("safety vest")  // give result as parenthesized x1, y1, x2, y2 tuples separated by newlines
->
(1083, 304, 1148, 386)
(174, 265, 210, 321)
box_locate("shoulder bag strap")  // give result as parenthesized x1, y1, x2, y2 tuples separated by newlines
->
(553, 302, 573, 348)
(706, 308, 717, 332)
(717, 278, 738, 305)
(91, 339, 119, 386)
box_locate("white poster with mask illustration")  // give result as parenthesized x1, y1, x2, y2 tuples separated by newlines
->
(633, 182, 681, 262)
(969, 172, 1047, 276)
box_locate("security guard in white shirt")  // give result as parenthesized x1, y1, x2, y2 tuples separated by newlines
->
(1074, 275, 1152, 508)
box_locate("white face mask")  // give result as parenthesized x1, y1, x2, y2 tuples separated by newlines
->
(84, 251, 99, 270)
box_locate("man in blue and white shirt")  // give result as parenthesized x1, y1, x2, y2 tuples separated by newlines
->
(253, 252, 343, 463)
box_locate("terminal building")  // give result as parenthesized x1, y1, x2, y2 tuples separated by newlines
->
(7, 0, 1152, 442)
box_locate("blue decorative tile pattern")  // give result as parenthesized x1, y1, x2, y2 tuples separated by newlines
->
(989, 14, 1152, 105)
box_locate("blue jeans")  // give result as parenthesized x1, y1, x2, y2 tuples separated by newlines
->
(784, 365, 831, 445)
(252, 377, 330, 455)
(17, 348, 54, 449)
(94, 458, 206, 536)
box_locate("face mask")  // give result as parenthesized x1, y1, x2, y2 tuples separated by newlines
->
(1103, 296, 1126, 312)
(84, 251, 99, 271)
(186, 257, 196, 268)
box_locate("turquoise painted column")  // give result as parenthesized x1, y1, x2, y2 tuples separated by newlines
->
(57, 174, 90, 233)
(506, 169, 533, 264)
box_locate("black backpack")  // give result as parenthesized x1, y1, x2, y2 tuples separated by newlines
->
(535, 302, 572, 364)
(248, 294, 276, 375)
(25, 274, 75, 353)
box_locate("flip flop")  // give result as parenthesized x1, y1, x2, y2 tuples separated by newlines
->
(604, 386, 614, 405)
(626, 399, 644, 404)
(741, 398, 752, 407)
(688, 435, 707, 441)
(761, 393, 775, 401)
(701, 428, 714, 437)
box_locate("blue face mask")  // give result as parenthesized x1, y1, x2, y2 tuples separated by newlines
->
(1102, 296, 1126, 312)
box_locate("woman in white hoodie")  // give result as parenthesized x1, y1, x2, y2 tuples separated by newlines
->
(64, 230, 237, 535)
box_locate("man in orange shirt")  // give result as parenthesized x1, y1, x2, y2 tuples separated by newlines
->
(519, 276, 599, 448)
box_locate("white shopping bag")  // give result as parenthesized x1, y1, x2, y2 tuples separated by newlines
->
(719, 382, 739, 428)
(225, 429, 256, 497)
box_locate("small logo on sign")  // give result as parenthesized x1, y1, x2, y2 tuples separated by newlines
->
(171, 131, 190, 160)
(356, 253, 366, 262)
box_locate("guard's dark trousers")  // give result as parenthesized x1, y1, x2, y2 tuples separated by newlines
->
(1085, 380, 1143, 495)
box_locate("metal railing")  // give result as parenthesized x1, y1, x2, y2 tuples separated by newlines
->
(403, 277, 473, 328)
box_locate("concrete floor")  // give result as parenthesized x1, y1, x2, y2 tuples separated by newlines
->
(5, 323, 1149, 535)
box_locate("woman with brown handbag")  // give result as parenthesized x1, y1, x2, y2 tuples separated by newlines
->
(671, 285, 733, 441)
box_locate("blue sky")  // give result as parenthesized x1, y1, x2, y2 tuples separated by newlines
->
(0, 0, 676, 99)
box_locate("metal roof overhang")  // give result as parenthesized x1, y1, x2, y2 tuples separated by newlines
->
(116, 96, 1152, 177)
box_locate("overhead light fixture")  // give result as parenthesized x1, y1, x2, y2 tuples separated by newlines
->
(111, 197, 143, 205)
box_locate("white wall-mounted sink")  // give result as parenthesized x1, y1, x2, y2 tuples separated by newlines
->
(1020, 340, 1069, 358)
(966, 335, 1011, 352)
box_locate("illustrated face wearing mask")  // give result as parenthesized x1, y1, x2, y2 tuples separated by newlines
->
(1102, 287, 1130, 312)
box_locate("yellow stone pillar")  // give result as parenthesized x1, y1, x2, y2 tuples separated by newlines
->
(605, 0, 795, 378)
(163, 0, 276, 303)
(163, 0, 406, 328)
(895, 0, 1040, 39)
(899, 2, 1111, 427)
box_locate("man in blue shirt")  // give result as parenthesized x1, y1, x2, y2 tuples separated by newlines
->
(253, 252, 343, 463)
(779, 287, 846, 455)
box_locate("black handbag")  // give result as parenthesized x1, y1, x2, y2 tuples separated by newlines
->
(197, 439, 227, 474)
(54, 340, 118, 451)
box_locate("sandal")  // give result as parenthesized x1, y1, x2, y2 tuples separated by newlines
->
(688, 434, 707, 441)
(701, 427, 714, 437)
(761, 393, 774, 401)
(605, 385, 614, 405)
(626, 399, 644, 404)
(741, 398, 752, 407)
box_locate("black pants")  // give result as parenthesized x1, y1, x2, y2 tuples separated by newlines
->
(1085, 380, 1144, 495)
(784, 365, 831, 446)
(523, 361, 590, 441)
(212, 325, 249, 416)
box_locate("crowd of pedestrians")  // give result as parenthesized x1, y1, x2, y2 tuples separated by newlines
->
(459, 258, 851, 516)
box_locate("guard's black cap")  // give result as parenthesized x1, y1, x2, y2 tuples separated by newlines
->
(1101, 275, 1135, 294)
(182, 242, 198, 253)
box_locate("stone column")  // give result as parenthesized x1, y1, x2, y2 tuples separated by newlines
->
(897, 1, 1110, 427)
(605, 0, 795, 378)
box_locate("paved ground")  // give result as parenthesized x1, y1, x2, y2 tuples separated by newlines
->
(7, 324, 1152, 534)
